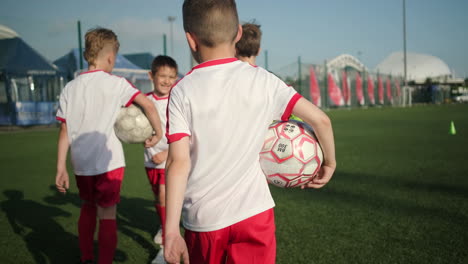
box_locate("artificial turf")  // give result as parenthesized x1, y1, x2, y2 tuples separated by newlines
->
(0, 104, 467, 263)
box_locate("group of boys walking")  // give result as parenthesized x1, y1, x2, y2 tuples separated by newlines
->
(55, 1, 336, 264)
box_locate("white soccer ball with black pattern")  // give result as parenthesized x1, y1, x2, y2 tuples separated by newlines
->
(114, 104, 153, 143)
(260, 120, 323, 188)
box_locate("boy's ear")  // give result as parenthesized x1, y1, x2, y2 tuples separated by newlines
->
(234, 24, 243, 44)
(186, 32, 198, 52)
(106, 53, 112, 65)
(148, 71, 154, 80)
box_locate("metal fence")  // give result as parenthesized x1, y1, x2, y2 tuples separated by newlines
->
(274, 60, 453, 109)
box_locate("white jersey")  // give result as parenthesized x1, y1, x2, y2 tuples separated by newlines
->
(56, 70, 140, 176)
(144, 92, 169, 169)
(167, 58, 301, 232)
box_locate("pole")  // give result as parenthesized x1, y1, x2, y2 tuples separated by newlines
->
(77, 21, 83, 70)
(403, 0, 408, 106)
(168, 16, 176, 56)
(298, 56, 302, 95)
(264, 50, 269, 71)
(324, 60, 328, 109)
(163, 34, 167, 56)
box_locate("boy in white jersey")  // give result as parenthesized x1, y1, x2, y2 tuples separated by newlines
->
(143, 55, 178, 263)
(55, 28, 162, 264)
(164, 1, 336, 263)
(236, 22, 262, 66)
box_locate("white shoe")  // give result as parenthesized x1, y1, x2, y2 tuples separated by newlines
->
(151, 248, 166, 264)
(153, 228, 163, 244)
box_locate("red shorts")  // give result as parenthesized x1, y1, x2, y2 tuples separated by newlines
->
(145, 168, 165, 195)
(75, 167, 124, 208)
(185, 208, 276, 264)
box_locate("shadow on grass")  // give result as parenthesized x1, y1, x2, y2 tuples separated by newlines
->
(1, 189, 79, 263)
(44, 185, 159, 263)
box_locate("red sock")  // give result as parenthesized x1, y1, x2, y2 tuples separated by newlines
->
(156, 205, 166, 244)
(78, 203, 97, 261)
(98, 219, 117, 264)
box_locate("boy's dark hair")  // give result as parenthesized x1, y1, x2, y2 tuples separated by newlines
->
(183, 0, 239, 47)
(151, 55, 178, 75)
(236, 22, 262, 58)
(83, 27, 120, 66)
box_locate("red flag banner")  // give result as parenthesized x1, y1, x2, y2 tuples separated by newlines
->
(367, 75, 375, 105)
(386, 77, 393, 104)
(309, 66, 321, 107)
(327, 73, 344, 107)
(378, 76, 384, 104)
(395, 79, 401, 97)
(356, 72, 364, 105)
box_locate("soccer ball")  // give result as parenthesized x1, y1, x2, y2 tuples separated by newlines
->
(114, 104, 153, 143)
(259, 120, 323, 188)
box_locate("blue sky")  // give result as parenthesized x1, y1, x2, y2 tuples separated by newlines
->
(1, 0, 467, 77)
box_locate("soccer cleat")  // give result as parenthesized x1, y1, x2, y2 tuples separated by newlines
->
(151, 248, 166, 264)
(153, 228, 163, 244)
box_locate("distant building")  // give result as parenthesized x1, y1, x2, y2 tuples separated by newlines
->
(375, 51, 452, 83)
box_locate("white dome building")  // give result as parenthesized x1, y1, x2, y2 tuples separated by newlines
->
(375, 51, 452, 82)
(0, 24, 19, 39)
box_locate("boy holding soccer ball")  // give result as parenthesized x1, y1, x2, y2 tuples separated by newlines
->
(55, 27, 162, 264)
(144, 55, 178, 263)
(164, 1, 336, 263)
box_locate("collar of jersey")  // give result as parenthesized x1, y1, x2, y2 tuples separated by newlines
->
(152, 93, 169, 100)
(192, 58, 238, 70)
(80, 69, 107, 75)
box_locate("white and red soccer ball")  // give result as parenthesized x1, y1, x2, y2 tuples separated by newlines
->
(260, 120, 323, 188)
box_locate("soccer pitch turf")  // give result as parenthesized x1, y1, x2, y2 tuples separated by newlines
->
(0, 104, 467, 263)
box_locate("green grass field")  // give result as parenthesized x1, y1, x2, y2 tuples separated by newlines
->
(1, 104, 467, 263)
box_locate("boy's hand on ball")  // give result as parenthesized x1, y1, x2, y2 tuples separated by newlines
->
(144, 135, 159, 148)
(301, 162, 336, 189)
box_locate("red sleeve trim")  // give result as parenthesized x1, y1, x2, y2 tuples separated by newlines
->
(167, 133, 190, 144)
(56, 117, 66, 123)
(125, 91, 141, 107)
(281, 93, 303, 121)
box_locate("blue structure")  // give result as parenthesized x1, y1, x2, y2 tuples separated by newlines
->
(123, 52, 155, 70)
(0, 37, 63, 126)
(54, 49, 153, 93)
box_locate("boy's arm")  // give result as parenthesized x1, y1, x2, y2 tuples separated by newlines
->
(133, 93, 163, 148)
(56, 122, 70, 194)
(164, 137, 190, 264)
(152, 150, 168, 164)
(292, 98, 336, 189)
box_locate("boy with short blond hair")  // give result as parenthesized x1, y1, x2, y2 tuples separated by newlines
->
(55, 27, 162, 264)
(236, 22, 262, 65)
(164, 1, 336, 263)
(143, 55, 178, 263)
